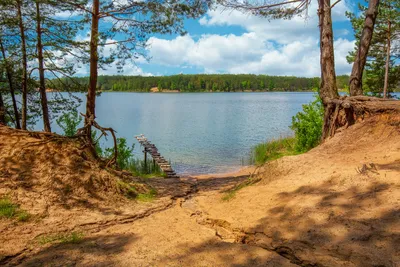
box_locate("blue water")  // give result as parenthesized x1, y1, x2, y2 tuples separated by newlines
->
(36, 92, 400, 175)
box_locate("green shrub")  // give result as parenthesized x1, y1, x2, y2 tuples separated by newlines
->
(250, 137, 297, 165)
(126, 158, 164, 177)
(56, 110, 82, 137)
(291, 95, 324, 152)
(105, 138, 134, 170)
(0, 197, 18, 218)
(0, 197, 30, 221)
(91, 131, 103, 156)
(104, 138, 163, 177)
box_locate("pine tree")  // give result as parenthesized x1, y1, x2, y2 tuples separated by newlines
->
(347, 0, 400, 97)
(64, 0, 209, 145)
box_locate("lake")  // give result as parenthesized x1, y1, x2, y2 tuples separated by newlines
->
(37, 92, 399, 175)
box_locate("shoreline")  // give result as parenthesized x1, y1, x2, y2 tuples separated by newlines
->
(190, 165, 257, 180)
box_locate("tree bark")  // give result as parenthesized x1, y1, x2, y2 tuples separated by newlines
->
(318, 0, 339, 140)
(16, 0, 28, 130)
(0, 91, 6, 125)
(383, 16, 391, 99)
(0, 37, 21, 129)
(35, 1, 51, 132)
(349, 0, 380, 96)
(85, 0, 100, 143)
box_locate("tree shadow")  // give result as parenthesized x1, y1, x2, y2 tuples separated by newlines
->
(155, 238, 296, 267)
(17, 233, 137, 267)
(247, 180, 400, 266)
(146, 175, 251, 199)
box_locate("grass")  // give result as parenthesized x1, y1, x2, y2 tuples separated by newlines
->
(0, 197, 30, 222)
(249, 136, 298, 166)
(222, 137, 299, 201)
(38, 232, 84, 245)
(116, 180, 138, 199)
(221, 191, 237, 201)
(126, 158, 167, 179)
(221, 176, 261, 202)
(116, 180, 157, 202)
(136, 188, 157, 202)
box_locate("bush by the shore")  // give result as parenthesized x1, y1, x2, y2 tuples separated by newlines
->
(251, 95, 323, 165)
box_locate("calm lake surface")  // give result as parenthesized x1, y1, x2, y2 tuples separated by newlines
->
(38, 92, 398, 175)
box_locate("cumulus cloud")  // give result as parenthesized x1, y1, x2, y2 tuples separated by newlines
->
(146, 33, 354, 77)
(145, 1, 356, 77)
(45, 34, 152, 77)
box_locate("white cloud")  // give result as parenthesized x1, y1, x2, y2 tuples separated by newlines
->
(199, 1, 350, 44)
(145, 1, 355, 77)
(147, 33, 354, 77)
(45, 34, 152, 77)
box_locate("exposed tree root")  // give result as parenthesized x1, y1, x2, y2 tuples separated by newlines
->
(322, 96, 399, 140)
(77, 113, 118, 168)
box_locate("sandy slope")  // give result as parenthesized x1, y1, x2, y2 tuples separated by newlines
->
(1, 114, 399, 266)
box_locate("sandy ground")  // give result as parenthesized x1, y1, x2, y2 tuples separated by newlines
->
(1, 114, 400, 266)
(192, 165, 257, 180)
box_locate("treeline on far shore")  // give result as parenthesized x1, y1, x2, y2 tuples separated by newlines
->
(52, 74, 351, 93)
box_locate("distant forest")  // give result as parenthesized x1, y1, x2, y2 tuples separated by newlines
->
(55, 74, 351, 93)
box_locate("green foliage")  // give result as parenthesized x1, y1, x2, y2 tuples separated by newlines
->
(0, 197, 17, 218)
(346, 0, 400, 95)
(38, 232, 84, 245)
(51, 74, 351, 93)
(91, 131, 103, 156)
(103, 137, 163, 177)
(0, 197, 30, 221)
(56, 110, 82, 137)
(291, 96, 324, 152)
(250, 137, 297, 166)
(250, 95, 324, 167)
(126, 158, 165, 178)
(105, 138, 134, 170)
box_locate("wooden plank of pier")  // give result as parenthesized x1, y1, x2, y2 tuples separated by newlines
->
(135, 134, 179, 178)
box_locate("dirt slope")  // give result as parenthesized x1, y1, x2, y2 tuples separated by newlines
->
(194, 114, 400, 266)
(1, 114, 399, 267)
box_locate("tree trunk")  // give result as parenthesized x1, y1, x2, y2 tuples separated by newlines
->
(0, 91, 6, 125)
(85, 0, 100, 143)
(16, 0, 28, 130)
(383, 17, 391, 99)
(0, 37, 21, 129)
(35, 1, 51, 132)
(349, 0, 380, 96)
(318, 0, 339, 140)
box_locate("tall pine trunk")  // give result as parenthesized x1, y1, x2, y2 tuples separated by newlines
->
(85, 0, 99, 143)
(318, 0, 339, 140)
(35, 1, 51, 132)
(0, 37, 21, 129)
(383, 17, 391, 99)
(0, 91, 6, 125)
(16, 0, 28, 130)
(349, 0, 380, 96)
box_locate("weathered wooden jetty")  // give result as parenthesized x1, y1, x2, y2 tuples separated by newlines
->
(135, 134, 179, 178)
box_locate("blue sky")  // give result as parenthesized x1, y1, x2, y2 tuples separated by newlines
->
(71, 1, 362, 78)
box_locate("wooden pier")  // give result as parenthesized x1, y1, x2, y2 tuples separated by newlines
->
(135, 135, 179, 178)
